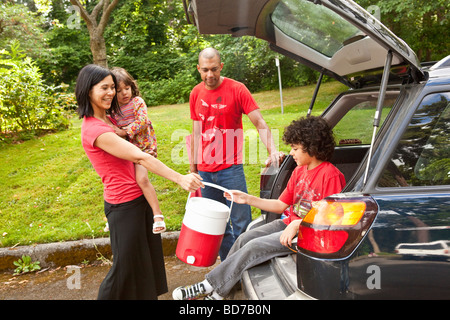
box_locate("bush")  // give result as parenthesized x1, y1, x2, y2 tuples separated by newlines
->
(0, 41, 72, 142)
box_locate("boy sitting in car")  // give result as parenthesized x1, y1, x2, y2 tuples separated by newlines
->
(173, 116, 345, 300)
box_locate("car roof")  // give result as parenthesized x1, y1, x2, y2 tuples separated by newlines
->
(186, 0, 425, 87)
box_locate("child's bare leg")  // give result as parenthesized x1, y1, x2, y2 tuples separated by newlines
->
(135, 164, 165, 233)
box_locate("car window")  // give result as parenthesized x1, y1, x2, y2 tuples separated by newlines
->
(378, 92, 450, 187)
(271, 0, 361, 57)
(332, 97, 396, 145)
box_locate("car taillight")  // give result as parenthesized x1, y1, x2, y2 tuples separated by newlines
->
(297, 195, 378, 260)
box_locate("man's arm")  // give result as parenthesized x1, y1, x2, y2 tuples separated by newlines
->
(190, 120, 202, 173)
(247, 109, 276, 154)
(247, 109, 283, 166)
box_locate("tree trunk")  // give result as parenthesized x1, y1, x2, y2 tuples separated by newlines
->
(69, 0, 119, 67)
(90, 30, 108, 68)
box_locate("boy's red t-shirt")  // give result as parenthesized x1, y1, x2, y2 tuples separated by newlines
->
(190, 77, 260, 172)
(81, 116, 143, 204)
(279, 161, 345, 225)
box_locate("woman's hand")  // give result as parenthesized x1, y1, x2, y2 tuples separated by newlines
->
(177, 172, 204, 193)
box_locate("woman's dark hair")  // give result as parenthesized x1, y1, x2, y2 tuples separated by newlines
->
(75, 64, 120, 119)
(282, 116, 336, 161)
(110, 67, 141, 97)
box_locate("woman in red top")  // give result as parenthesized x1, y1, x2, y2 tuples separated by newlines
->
(75, 64, 203, 300)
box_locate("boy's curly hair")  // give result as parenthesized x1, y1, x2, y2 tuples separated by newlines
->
(282, 116, 335, 161)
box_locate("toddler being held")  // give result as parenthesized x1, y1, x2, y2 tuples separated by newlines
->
(111, 67, 164, 234)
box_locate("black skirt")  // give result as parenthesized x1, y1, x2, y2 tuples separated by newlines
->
(98, 195, 168, 300)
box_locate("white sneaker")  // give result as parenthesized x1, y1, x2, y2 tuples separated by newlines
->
(172, 283, 208, 300)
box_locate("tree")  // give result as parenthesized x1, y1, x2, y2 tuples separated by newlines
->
(356, 0, 450, 61)
(36, 0, 92, 86)
(69, 0, 119, 67)
(0, 2, 47, 60)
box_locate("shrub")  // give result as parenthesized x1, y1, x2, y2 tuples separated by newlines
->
(0, 41, 72, 142)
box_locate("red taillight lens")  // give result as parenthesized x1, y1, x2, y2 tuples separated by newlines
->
(298, 228, 348, 254)
(297, 196, 378, 260)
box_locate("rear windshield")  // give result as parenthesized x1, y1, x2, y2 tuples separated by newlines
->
(325, 92, 399, 145)
(271, 0, 361, 57)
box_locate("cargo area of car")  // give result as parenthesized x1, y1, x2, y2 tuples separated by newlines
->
(242, 254, 303, 299)
(331, 145, 369, 185)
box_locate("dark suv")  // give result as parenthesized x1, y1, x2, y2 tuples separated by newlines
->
(184, 0, 450, 299)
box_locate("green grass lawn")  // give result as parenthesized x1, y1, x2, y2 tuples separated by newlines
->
(0, 81, 346, 248)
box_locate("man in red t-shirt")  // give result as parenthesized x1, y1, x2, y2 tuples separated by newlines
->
(189, 48, 282, 260)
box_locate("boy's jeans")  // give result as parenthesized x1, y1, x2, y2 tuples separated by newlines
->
(205, 219, 291, 297)
(199, 164, 252, 260)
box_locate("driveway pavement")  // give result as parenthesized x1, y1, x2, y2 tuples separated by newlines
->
(0, 255, 224, 300)
(0, 232, 245, 300)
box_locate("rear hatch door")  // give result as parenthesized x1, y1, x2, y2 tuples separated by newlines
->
(185, 0, 425, 87)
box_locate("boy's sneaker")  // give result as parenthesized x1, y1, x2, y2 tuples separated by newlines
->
(172, 283, 208, 300)
(203, 294, 220, 300)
